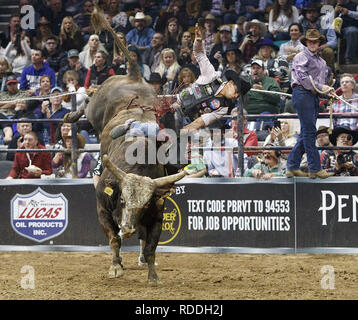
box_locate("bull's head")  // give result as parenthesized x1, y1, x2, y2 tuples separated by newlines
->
(102, 154, 187, 239)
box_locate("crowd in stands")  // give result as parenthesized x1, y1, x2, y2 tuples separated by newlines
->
(1, 0, 358, 180)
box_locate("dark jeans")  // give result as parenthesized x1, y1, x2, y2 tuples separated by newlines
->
(287, 87, 321, 173)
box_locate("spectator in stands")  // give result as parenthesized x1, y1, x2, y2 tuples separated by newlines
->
(226, 108, 259, 157)
(299, 2, 337, 71)
(202, 14, 218, 57)
(235, 0, 268, 21)
(142, 32, 165, 73)
(0, 74, 28, 118)
(30, 75, 52, 117)
(147, 72, 165, 95)
(239, 19, 266, 64)
(112, 33, 128, 75)
(53, 122, 72, 150)
(73, 0, 95, 42)
(0, 57, 13, 91)
(334, 0, 358, 64)
(6, 131, 52, 179)
(246, 38, 291, 91)
(332, 73, 358, 130)
(322, 126, 358, 176)
(126, 12, 155, 56)
(59, 16, 85, 52)
(19, 49, 56, 93)
(177, 32, 193, 66)
(42, 36, 67, 73)
(39, 87, 70, 145)
(203, 130, 239, 178)
(32, 17, 54, 50)
(156, 0, 189, 33)
(43, 0, 70, 35)
(52, 131, 92, 178)
(109, 0, 129, 34)
(0, 14, 22, 49)
(245, 59, 281, 115)
(278, 23, 305, 67)
(0, 113, 13, 145)
(125, 45, 151, 81)
(232, 16, 247, 45)
(221, 1, 239, 25)
(268, 0, 299, 41)
(79, 34, 107, 70)
(163, 17, 183, 54)
(316, 125, 331, 158)
(62, 70, 88, 110)
(154, 48, 181, 93)
(209, 25, 236, 71)
(57, 49, 88, 89)
(218, 44, 243, 77)
(3, 32, 32, 78)
(177, 67, 196, 90)
(243, 145, 286, 180)
(84, 50, 115, 89)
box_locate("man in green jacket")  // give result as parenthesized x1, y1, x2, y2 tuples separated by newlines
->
(245, 60, 281, 115)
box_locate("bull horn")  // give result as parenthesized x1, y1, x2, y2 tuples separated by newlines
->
(102, 154, 126, 181)
(153, 170, 188, 187)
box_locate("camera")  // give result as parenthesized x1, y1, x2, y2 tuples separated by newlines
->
(247, 31, 253, 37)
(337, 153, 351, 165)
(273, 120, 281, 129)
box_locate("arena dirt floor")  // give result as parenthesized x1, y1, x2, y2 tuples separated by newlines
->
(1, 251, 358, 300)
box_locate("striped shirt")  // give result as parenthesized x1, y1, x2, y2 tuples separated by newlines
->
(332, 93, 358, 130)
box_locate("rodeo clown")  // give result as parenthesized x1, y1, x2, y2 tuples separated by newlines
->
(178, 23, 251, 133)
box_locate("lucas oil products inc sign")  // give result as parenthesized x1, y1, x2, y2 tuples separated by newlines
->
(11, 187, 68, 243)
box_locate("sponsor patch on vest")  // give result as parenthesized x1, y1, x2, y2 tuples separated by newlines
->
(209, 98, 221, 110)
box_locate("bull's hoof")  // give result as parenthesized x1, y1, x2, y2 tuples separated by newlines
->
(138, 255, 158, 267)
(148, 277, 160, 286)
(108, 264, 124, 278)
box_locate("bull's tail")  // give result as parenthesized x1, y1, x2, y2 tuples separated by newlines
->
(91, 6, 142, 82)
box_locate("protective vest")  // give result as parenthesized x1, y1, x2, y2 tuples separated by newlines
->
(178, 78, 228, 121)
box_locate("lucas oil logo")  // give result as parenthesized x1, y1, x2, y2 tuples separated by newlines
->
(159, 196, 181, 245)
(11, 187, 68, 243)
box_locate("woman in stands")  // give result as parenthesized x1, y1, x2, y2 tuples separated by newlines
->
(79, 34, 107, 70)
(32, 16, 54, 50)
(0, 58, 13, 91)
(164, 17, 183, 55)
(3, 32, 32, 78)
(268, 0, 299, 41)
(62, 70, 88, 110)
(155, 48, 181, 94)
(218, 44, 242, 76)
(59, 16, 85, 52)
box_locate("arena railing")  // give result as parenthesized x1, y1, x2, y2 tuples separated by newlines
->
(2, 113, 358, 178)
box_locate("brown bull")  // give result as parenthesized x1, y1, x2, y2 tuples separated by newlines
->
(64, 7, 188, 284)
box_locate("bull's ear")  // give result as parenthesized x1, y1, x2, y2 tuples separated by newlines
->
(102, 154, 126, 181)
(153, 170, 188, 187)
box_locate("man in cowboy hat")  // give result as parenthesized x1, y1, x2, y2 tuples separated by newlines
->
(179, 24, 251, 132)
(239, 19, 266, 63)
(321, 126, 358, 176)
(126, 12, 155, 55)
(299, 2, 337, 70)
(286, 29, 335, 179)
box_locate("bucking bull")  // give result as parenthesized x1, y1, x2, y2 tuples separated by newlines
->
(64, 7, 188, 284)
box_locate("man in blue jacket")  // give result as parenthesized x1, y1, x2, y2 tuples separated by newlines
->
(20, 49, 56, 93)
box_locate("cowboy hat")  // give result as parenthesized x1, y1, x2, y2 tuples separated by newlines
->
(204, 13, 216, 22)
(223, 69, 251, 96)
(329, 126, 358, 146)
(316, 126, 329, 137)
(223, 43, 241, 56)
(300, 29, 325, 46)
(302, 2, 323, 16)
(129, 12, 152, 28)
(256, 38, 279, 52)
(244, 19, 267, 37)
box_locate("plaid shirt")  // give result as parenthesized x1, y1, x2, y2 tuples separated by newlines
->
(241, 38, 263, 64)
(332, 93, 358, 130)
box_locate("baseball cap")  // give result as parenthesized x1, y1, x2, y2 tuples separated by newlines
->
(251, 59, 264, 68)
(67, 49, 79, 58)
(51, 86, 63, 94)
(6, 74, 18, 85)
(219, 25, 231, 33)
